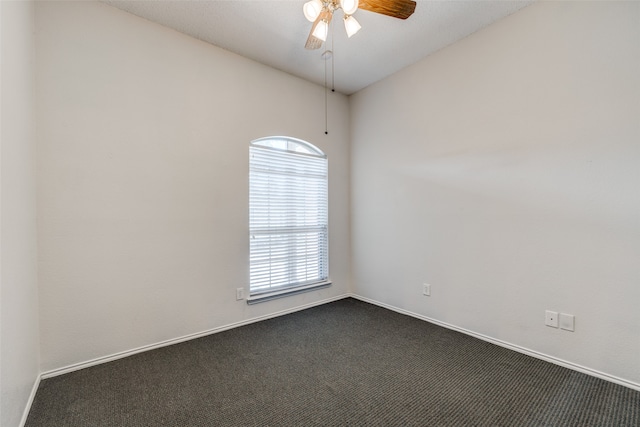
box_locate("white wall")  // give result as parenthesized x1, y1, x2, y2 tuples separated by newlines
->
(1, 1, 40, 426)
(36, 1, 350, 373)
(351, 1, 640, 386)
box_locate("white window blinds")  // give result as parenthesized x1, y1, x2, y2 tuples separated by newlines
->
(249, 138, 328, 296)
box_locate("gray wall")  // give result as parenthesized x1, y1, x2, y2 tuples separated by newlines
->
(36, 1, 351, 373)
(1, 1, 40, 426)
(350, 1, 640, 386)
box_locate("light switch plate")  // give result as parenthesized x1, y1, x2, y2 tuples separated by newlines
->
(559, 313, 575, 331)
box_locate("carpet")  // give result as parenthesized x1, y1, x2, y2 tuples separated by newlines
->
(25, 298, 640, 426)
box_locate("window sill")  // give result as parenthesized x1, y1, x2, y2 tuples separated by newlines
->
(246, 281, 332, 305)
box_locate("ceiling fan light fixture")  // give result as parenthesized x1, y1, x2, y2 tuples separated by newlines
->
(303, 0, 323, 22)
(340, 0, 359, 16)
(344, 15, 362, 38)
(312, 18, 329, 41)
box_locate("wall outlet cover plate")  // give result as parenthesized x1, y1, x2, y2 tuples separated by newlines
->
(423, 283, 431, 296)
(545, 310, 559, 328)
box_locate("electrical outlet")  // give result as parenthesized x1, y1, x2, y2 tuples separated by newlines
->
(423, 283, 431, 296)
(559, 313, 575, 331)
(545, 310, 559, 328)
(236, 287, 244, 300)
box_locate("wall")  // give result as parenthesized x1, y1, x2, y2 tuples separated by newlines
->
(0, 1, 40, 426)
(351, 1, 640, 386)
(36, 1, 350, 373)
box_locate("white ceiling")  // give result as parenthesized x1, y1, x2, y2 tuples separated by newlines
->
(100, 0, 535, 95)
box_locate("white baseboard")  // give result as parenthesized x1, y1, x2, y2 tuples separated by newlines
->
(41, 293, 350, 379)
(349, 293, 640, 392)
(19, 374, 41, 427)
(31, 290, 640, 418)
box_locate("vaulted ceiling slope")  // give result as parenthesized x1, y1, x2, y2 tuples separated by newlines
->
(101, 0, 534, 95)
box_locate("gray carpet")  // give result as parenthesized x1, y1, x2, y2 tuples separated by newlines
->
(25, 298, 640, 426)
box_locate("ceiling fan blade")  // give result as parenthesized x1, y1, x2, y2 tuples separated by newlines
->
(305, 9, 333, 50)
(358, 0, 416, 19)
(305, 33, 323, 50)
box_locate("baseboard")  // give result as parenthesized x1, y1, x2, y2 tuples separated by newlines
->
(35, 292, 640, 390)
(19, 374, 41, 427)
(349, 293, 640, 392)
(41, 293, 350, 379)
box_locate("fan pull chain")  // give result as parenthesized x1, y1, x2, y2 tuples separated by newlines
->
(324, 54, 328, 135)
(331, 23, 335, 92)
(321, 20, 336, 135)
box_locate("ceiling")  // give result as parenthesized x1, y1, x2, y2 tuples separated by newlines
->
(100, 0, 535, 95)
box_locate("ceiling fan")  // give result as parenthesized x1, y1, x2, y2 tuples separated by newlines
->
(303, 0, 417, 50)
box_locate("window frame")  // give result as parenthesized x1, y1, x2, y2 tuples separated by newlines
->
(247, 136, 330, 304)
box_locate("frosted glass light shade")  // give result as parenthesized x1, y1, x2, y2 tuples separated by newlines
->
(344, 15, 361, 38)
(303, 0, 323, 22)
(340, 0, 359, 15)
(313, 19, 329, 41)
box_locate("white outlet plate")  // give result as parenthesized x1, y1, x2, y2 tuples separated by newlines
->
(423, 283, 431, 296)
(560, 313, 575, 331)
(236, 287, 244, 300)
(545, 310, 559, 328)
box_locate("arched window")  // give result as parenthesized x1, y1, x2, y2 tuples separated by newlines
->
(248, 137, 329, 302)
